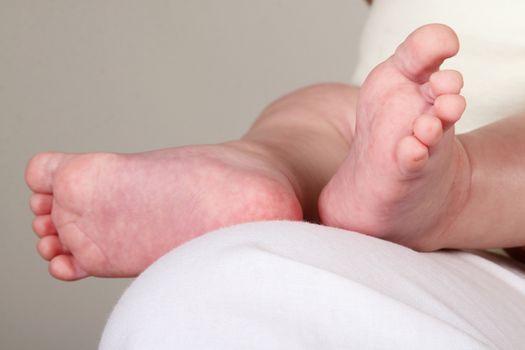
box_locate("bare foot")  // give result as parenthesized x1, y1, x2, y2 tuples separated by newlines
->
(26, 143, 301, 280)
(319, 24, 470, 251)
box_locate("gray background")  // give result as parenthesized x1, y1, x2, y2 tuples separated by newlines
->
(1, 1, 368, 349)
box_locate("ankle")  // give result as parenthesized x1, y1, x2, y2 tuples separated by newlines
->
(232, 133, 346, 221)
(235, 83, 358, 220)
(223, 139, 304, 206)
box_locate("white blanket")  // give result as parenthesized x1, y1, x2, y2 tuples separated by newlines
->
(100, 221, 525, 349)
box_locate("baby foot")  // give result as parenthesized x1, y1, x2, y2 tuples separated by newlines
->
(319, 24, 470, 250)
(26, 143, 301, 280)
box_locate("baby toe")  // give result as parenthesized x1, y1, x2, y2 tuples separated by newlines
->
(430, 70, 463, 96)
(30, 193, 53, 215)
(394, 24, 459, 83)
(37, 235, 64, 261)
(49, 255, 89, 281)
(25, 152, 67, 194)
(413, 114, 443, 147)
(32, 215, 57, 237)
(434, 94, 466, 129)
(396, 135, 429, 175)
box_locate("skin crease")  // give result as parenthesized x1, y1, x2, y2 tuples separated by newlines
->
(26, 19, 525, 281)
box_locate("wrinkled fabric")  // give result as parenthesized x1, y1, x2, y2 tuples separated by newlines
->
(100, 221, 525, 349)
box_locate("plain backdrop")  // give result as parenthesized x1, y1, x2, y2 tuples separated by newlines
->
(1, 1, 369, 349)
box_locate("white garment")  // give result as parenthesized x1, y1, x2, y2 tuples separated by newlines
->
(352, 0, 525, 133)
(100, 221, 525, 349)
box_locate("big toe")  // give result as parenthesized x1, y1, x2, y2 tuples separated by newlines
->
(25, 152, 68, 193)
(393, 24, 459, 83)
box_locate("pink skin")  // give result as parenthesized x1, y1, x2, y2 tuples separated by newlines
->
(26, 24, 477, 281)
(26, 80, 357, 282)
(26, 145, 302, 280)
(319, 24, 469, 250)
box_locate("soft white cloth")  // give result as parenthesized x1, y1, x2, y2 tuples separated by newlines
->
(352, 0, 525, 133)
(100, 221, 525, 349)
